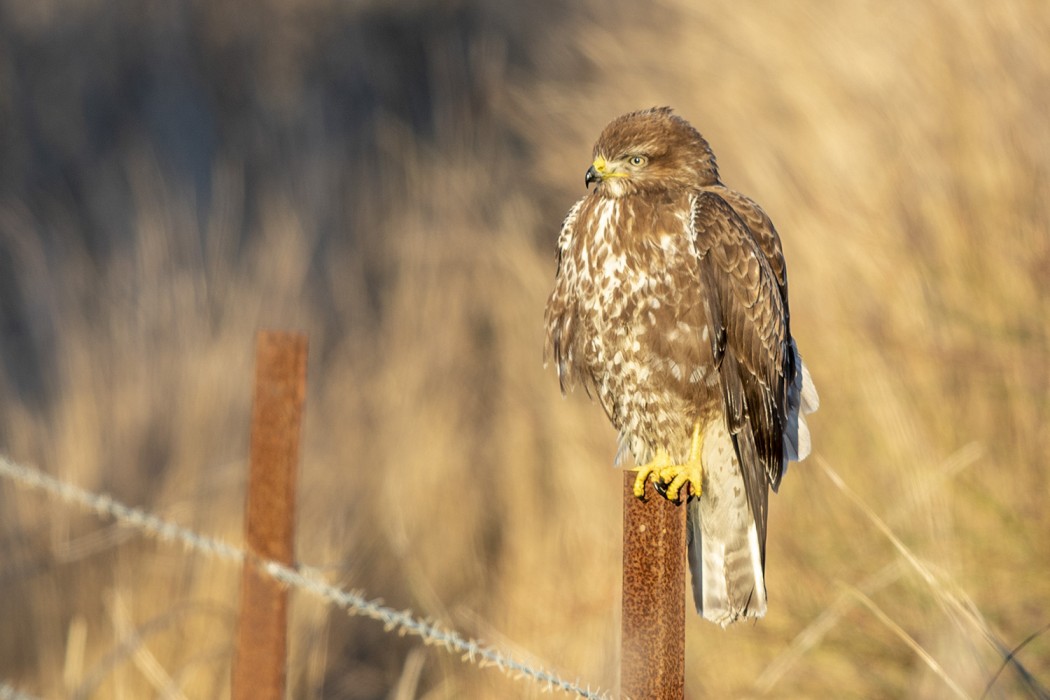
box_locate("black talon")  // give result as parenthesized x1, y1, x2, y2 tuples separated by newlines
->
(652, 479, 670, 499)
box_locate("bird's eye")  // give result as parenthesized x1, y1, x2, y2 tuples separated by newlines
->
(629, 155, 647, 166)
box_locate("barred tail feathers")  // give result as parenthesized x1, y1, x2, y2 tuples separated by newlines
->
(688, 419, 767, 626)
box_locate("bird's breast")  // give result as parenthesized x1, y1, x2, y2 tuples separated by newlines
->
(568, 196, 718, 451)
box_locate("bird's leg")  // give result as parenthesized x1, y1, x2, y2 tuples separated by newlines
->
(659, 421, 704, 501)
(631, 422, 704, 502)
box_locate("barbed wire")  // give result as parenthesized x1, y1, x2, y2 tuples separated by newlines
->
(0, 456, 613, 700)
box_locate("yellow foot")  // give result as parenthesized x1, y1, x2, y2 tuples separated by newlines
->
(632, 450, 672, 498)
(630, 422, 704, 502)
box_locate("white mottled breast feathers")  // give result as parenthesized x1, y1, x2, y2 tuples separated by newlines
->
(557, 192, 718, 465)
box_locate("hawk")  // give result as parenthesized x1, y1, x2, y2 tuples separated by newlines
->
(544, 107, 818, 626)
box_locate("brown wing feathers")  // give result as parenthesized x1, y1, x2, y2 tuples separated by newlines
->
(693, 192, 790, 497)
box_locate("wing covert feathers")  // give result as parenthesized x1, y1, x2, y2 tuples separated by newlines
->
(691, 192, 788, 494)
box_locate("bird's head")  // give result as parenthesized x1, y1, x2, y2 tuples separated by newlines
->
(585, 107, 720, 197)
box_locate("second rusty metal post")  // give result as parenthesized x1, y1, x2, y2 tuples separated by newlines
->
(621, 473, 687, 699)
(232, 331, 308, 700)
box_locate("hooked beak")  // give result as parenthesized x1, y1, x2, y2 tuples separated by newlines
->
(585, 165, 601, 189)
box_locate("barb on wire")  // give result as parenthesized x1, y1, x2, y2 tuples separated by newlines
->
(0, 456, 612, 700)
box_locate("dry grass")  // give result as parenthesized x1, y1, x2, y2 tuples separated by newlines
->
(1, 0, 1048, 697)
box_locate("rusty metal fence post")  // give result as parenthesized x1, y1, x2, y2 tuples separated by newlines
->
(232, 331, 308, 700)
(622, 473, 687, 700)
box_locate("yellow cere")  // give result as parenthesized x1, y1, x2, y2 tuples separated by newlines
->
(592, 155, 629, 179)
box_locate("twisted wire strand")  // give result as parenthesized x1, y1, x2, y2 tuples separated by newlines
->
(0, 456, 611, 700)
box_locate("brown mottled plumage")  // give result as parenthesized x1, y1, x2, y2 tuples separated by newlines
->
(544, 107, 818, 626)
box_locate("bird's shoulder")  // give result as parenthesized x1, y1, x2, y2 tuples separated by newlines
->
(698, 184, 787, 289)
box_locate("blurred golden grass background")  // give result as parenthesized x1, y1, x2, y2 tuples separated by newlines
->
(1, 0, 1048, 697)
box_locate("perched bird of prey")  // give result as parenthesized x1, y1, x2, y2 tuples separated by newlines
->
(544, 107, 818, 626)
